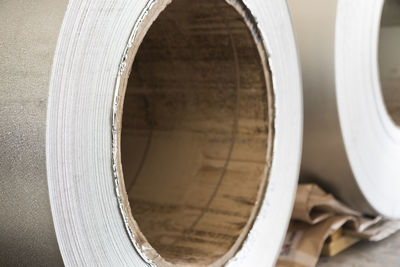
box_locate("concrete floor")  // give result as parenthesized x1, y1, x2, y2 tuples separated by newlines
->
(317, 231, 400, 266)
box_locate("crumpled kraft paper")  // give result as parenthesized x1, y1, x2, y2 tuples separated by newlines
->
(277, 184, 400, 267)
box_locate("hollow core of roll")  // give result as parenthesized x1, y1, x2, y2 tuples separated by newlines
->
(379, 0, 400, 126)
(119, 0, 273, 265)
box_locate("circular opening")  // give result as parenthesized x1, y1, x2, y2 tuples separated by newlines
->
(119, 0, 273, 265)
(379, 0, 400, 126)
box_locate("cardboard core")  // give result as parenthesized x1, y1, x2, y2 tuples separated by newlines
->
(379, 0, 400, 126)
(120, 0, 273, 265)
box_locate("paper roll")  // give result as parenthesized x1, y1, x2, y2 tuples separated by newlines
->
(1, 0, 302, 266)
(288, 0, 400, 218)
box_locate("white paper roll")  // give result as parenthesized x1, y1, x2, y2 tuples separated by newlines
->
(288, 0, 400, 218)
(1, 0, 302, 266)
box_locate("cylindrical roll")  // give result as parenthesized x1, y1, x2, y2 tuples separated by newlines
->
(288, 0, 400, 218)
(1, 0, 302, 266)
(0, 1, 67, 266)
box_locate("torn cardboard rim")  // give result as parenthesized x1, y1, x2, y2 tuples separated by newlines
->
(379, 0, 400, 127)
(112, 0, 275, 265)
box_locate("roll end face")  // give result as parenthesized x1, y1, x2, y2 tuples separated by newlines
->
(335, 0, 400, 219)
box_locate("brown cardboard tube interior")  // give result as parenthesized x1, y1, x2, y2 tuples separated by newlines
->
(121, 0, 272, 265)
(379, 0, 400, 126)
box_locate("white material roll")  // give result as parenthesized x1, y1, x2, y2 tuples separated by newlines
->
(336, 0, 400, 218)
(1, 0, 302, 266)
(288, 0, 400, 218)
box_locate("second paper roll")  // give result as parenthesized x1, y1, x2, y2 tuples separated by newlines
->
(288, 0, 400, 218)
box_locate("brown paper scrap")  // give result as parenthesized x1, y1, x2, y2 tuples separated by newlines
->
(276, 184, 400, 267)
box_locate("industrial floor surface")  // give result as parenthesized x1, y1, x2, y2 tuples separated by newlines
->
(317, 230, 400, 266)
